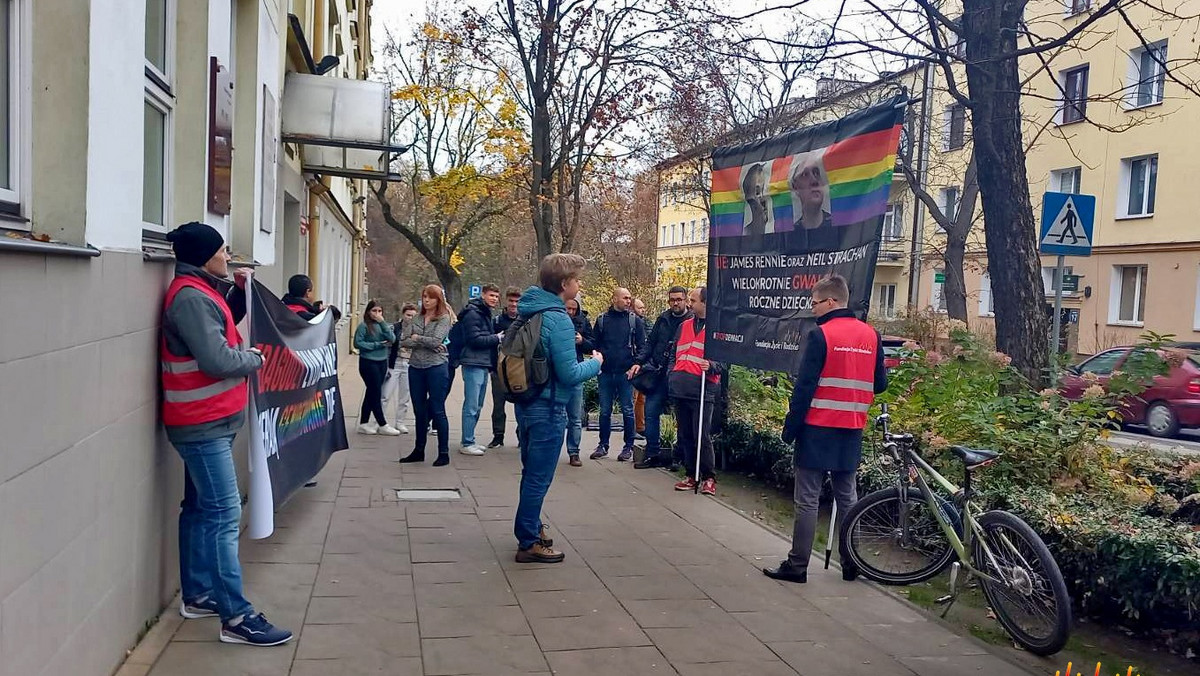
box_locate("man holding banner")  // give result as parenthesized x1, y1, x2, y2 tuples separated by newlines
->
(160, 222, 293, 646)
(700, 98, 905, 581)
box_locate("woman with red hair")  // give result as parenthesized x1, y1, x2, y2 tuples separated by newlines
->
(398, 285, 455, 466)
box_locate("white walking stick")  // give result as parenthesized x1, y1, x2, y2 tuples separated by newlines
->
(694, 375, 706, 494)
(825, 498, 837, 569)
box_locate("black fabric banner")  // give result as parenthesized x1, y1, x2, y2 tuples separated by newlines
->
(706, 97, 905, 373)
(248, 280, 348, 511)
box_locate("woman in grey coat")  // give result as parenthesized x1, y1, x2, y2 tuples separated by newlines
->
(398, 285, 455, 466)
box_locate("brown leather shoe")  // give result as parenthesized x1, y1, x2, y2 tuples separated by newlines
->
(569, 455, 583, 467)
(516, 543, 565, 564)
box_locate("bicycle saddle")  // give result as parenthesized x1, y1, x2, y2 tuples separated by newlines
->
(949, 445, 1001, 468)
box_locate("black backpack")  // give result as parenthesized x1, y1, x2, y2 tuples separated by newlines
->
(496, 309, 555, 404)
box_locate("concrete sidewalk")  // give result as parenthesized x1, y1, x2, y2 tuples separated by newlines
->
(119, 359, 1038, 676)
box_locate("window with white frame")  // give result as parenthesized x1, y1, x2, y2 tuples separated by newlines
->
(1120, 155, 1158, 217)
(979, 272, 995, 316)
(1041, 265, 1074, 295)
(0, 0, 22, 212)
(689, 219, 697, 243)
(660, 224, 667, 247)
(939, 186, 960, 222)
(701, 218, 709, 242)
(882, 202, 904, 241)
(1050, 167, 1081, 194)
(143, 0, 173, 233)
(1129, 41, 1167, 108)
(942, 104, 966, 151)
(873, 283, 897, 319)
(1111, 265, 1148, 325)
(1060, 65, 1088, 124)
(931, 269, 947, 312)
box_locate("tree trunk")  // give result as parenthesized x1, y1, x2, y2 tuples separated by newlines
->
(531, 101, 555, 260)
(943, 231, 969, 321)
(437, 265, 463, 310)
(963, 0, 1049, 384)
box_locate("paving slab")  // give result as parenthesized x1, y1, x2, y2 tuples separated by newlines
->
(123, 359, 1038, 676)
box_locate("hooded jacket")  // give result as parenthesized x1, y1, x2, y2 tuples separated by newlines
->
(456, 297, 500, 370)
(572, 309, 595, 362)
(636, 308, 694, 376)
(516, 287, 600, 405)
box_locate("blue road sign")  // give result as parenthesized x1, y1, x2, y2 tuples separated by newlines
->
(1039, 192, 1095, 256)
(468, 284, 482, 298)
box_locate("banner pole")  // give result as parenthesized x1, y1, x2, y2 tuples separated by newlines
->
(694, 375, 706, 494)
(825, 500, 838, 569)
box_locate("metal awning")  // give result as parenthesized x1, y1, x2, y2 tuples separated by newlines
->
(281, 72, 408, 181)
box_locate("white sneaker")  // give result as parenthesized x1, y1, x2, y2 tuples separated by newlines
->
(377, 424, 402, 436)
(357, 422, 379, 435)
(397, 424, 410, 434)
(459, 444, 486, 456)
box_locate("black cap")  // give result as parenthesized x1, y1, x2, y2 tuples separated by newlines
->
(166, 222, 225, 267)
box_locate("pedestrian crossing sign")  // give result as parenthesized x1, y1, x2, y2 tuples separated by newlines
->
(1039, 192, 1095, 256)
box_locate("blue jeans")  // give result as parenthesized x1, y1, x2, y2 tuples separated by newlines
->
(642, 387, 669, 459)
(597, 371, 635, 449)
(173, 435, 254, 622)
(411, 363, 451, 457)
(514, 398, 567, 550)
(566, 383, 584, 457)
(460, 366, 490, 446)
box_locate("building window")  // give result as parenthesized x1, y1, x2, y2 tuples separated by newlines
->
(1120, 155, 1158, 217)
(1111, 265, 1148, 325)
(143, 0, 173, 232)
(1129, 41, 1167, 108)
(1065, 0, 1090, 16)
(939, 186, 960, 222)
(1041, 265, 1074, 295)
(1060, 65, 1088, 124)
(931, 269, 947, 312)
(1050, 167, 1081, 194)
(882, 202, 904, 241)
(874, 283, 897, 319)
(942, 104, 966, 150)
(690, 219, 697, 243)
(979, 272, 995, 317)
(660, 224, 667, 247)
(701, 218, 709, 242)
(0, 0, 22, 211)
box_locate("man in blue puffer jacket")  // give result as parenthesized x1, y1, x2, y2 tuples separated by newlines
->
(513, 254, 602, 564)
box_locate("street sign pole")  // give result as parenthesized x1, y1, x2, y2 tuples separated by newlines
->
(1050, 255, 1065, 385)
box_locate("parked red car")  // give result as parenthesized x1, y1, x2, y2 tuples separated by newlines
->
(1059, 346, 1200, 437)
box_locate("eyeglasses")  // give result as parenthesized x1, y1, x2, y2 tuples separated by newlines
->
(813, 297, 834, 307)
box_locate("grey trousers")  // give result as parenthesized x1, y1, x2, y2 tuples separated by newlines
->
(787, 467, 858, 570)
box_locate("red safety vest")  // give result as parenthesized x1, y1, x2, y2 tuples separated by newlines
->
(160, 276, 249, 427)
(804, 317, 878, 429)
(672, 318, 719, 384)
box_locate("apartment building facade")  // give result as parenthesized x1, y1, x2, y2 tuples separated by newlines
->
(916, 1, 1200, 353)
(0, 2, 391, 675)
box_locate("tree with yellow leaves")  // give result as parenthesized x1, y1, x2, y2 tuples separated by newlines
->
(371, 19, 528, 306)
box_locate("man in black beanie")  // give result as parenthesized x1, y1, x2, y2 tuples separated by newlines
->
(160, 221, 293, 646)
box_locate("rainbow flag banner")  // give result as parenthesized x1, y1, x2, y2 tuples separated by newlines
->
(706, 97, 905, 372)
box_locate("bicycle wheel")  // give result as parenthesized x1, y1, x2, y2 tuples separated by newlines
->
(840, 487, 957, 585)
(972, 510, 1071, 655)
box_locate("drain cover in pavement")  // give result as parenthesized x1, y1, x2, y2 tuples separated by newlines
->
(395, 488, 461, 501)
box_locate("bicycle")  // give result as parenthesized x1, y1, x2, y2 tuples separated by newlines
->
(838, 404, 1072, 655)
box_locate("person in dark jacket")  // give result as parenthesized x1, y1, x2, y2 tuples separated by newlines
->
(512, 255, 601, 564)
(667, 287, 724, 496)
(487, 287, 523, 448)
(764, 274, 888, 585)
(160, 221, 292, 647)
(565, 296, 595, 466)
(589, 288, 646, 461)
(457, 285, 502, 455)
(628, 286, 691, 469)
(631, 298, 649, 438)
(281, 274, 342, 322)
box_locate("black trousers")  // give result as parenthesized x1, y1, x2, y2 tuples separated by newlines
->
(490, 370, 508, 440)
(673, 397, 715, 480)
(359, 358, 389, 425)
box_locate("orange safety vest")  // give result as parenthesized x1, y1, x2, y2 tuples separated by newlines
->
(672, 318, 719, 384)
(804, 317, 878, 429)
(160, 276, 249, 427)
